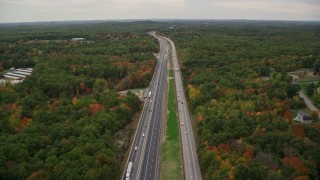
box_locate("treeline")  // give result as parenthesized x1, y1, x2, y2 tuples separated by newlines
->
(0, 22, 160, 179)
(163, 22, 320, 179)
(0, 21, 169, 43)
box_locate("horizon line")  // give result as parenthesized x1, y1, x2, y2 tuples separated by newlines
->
(1, 18, 320, 24)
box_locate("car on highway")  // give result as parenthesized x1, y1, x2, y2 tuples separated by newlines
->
(134, 146, 138, 151)
(142, 133, 145, 137)
(181, 123, 184, 126)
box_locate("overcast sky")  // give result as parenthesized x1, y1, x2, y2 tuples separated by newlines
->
(0, 0, 319, 23)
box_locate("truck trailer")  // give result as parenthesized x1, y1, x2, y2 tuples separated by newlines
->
(126, 162, 133, 179)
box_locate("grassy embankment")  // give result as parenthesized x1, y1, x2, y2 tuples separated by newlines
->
(161, 69, 182, 180)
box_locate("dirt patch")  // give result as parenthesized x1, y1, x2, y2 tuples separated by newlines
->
(288, 69, 320, 83)
(288, 68, 314, 78)
(118, 88, 147, 101)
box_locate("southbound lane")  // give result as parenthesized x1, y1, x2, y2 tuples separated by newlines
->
(140, 35, 169, 180)
(122, 32, 168, 180)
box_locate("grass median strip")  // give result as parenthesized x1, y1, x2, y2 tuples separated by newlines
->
(161, 69, 182, 180)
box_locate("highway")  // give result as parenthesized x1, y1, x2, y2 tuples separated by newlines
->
(122, 31, 169, 180)
(160, 35, 203, 180)
(122, 32, 202, 180)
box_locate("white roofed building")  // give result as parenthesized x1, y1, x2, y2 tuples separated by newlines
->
(2, 68, 33, 82)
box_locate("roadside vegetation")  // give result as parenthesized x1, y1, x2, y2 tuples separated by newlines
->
(1, 20, 320, 179)
(0, 22, 164, 179)
(161, 69, 182, 180)
(289, 68, 320, 108)
(163, 22, 320, 179)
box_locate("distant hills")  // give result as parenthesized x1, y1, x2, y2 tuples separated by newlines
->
(1, 19, 319, 27)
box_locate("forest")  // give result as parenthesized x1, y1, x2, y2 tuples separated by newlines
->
(0, 22, 164, 179)
(162, 21, 320, 179)
(1, 20, 320, 179)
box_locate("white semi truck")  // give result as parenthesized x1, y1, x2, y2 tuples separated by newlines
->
(126, 162, 133, 179)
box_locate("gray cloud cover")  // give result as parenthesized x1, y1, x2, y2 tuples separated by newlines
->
(0, 0, 319, 22)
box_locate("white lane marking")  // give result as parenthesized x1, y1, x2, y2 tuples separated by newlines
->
(122, 79, 152, 180)
(140, 37, 167, 180)
(168, 38, 200, 180)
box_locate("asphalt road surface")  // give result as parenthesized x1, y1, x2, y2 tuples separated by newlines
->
(122, 32, 202, 180)
(299, 91, 319, 112)
(122, 31, 168, 180)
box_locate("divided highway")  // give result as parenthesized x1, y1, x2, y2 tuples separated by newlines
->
(122, 32, 202, 180)
(122, 32, 169, 180)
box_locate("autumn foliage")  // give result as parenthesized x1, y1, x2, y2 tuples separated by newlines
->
(292, 124, 305, 138)
(282, 157, 310, 175)
(217, 143, 229, 153)
(245, 87, 255, 95)
(0, 24, 155, 180)
(50, 100, 59, 112)
(187, 84, 201, 100)
(195, 112, 204, 122)
(294, 176, 309, 180)
(27, 170, 46, 180)
(80, 82, 91, 94)
(173, 23, 320, 179)
(243, 150, 253, 159)
(283, 110, 293, 121)
(88, 103, 105, 114)
(207, 145, 217, 152)
(22, 117, 31, 126)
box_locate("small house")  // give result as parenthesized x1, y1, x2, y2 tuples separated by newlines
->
(295, 111, 313, 124)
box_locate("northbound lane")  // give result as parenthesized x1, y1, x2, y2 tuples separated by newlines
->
(160, 35, 203, 180)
